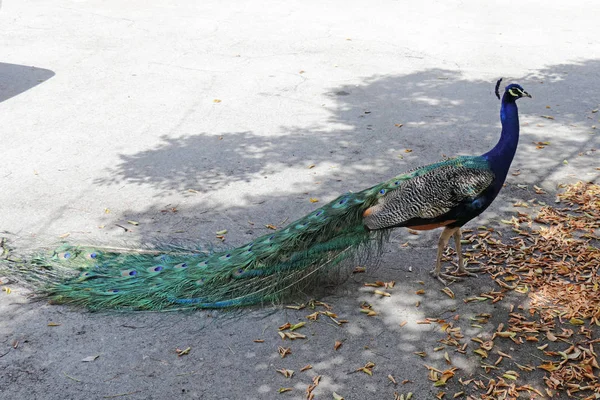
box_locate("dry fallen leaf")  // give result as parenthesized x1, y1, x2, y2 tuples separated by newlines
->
(441, 287, 454, 299)
(278, 346, 291, 358)
(276, 368, 294, 378)
(176, 347, 191, 356)
(290, 322, 305, 331)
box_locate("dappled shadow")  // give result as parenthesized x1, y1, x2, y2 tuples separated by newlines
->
(93, 69, 500, 194)
(93, 62, 598, 205)
(0, 62, 55, 103)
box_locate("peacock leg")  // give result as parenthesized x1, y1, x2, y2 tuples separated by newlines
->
(430, 227, 460, 284)
(453, 228, 484, 275)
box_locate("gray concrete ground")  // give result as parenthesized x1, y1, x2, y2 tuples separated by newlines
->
(1, 1, 599, 399)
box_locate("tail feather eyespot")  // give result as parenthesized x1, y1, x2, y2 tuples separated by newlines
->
(120, 269, 138, 277)
(332, 197, 349, 209)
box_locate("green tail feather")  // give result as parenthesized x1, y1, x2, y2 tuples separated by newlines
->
(2, 181, 399, 311)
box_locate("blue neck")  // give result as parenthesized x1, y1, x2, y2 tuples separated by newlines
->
(483, 94, 520, 187)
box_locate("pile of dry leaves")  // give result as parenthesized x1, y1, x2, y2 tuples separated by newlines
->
(452, 182, 600, 399)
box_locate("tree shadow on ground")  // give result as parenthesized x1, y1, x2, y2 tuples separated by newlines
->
(0, 62, 55, 103)
(93, 62, 598, 198)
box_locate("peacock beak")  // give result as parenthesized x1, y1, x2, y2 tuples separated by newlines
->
(522, 91, 532, 98)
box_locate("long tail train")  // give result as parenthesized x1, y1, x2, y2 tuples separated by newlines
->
(3, 183, 392, 311)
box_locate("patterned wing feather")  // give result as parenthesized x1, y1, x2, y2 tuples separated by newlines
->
(363, 156, 494, 230)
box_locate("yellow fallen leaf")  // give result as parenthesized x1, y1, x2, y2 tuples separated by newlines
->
(374, 289, 391, 297)
(441, 287, 454, 299)
(474, 349, 488, 358)
(538, 362, 559, 372)
(176, 346, 191, 356)
(290, 322, 305, 331)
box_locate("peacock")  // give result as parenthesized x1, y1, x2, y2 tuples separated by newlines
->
(4, 79, 530, 311)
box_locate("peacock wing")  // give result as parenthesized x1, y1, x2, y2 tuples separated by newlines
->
(363, 157, 495, 230)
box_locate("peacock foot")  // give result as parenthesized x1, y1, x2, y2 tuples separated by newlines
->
(457, 265, 487, 276)
(430, 265, 486, 284)
(429, 269, 463, 285)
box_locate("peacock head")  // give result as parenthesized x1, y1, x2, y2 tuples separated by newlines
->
(495, 79, 532, 101)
